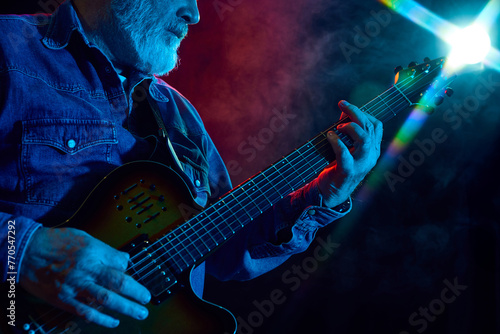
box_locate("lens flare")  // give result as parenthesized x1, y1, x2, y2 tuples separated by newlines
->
(448, 24, 492, 66)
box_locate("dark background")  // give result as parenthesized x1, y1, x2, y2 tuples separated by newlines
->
(2, 0, 499, 333)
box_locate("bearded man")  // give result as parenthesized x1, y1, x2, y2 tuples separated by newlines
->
(0, 0, 382, 331)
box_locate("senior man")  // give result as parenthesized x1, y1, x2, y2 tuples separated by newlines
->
(0, 0, 382, 330)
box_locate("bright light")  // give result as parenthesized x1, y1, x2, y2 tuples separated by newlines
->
(448, 24, 492, 66)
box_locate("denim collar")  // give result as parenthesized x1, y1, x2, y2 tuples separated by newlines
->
(42, 1, 90, 50)
(41, 1, 170, 103)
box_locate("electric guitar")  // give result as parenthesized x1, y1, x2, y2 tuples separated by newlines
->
(5, 57, 456, 333)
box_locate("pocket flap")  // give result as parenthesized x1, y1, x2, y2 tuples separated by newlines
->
(22, 119, 117, 154)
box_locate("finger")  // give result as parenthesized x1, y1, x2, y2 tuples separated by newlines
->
(97, 267, 151, 305)
(370, 116, 384, 144)
(338, 100, 371, 131)
(86, 283, 149, 321)
(60, 298, 120, 328)
(337, 124, 375, 161)
(327, 131, 353, 171)
(339, 111, 349, 121)
(101, 244, 130, 272)
(337, 123, 370, 149)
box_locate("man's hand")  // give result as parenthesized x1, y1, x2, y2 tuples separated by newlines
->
(317, 100, 383, 208)
(19, 227, 151, 328)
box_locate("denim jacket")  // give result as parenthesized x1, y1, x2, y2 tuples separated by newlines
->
(0, 1, 350, 297)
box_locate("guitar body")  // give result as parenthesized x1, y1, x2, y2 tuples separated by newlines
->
(5, 161, 236, 334)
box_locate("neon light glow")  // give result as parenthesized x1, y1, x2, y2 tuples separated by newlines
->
(380, 0, 499, 70)
(448, 24, 492, 66)
(356, 0, 500, 205)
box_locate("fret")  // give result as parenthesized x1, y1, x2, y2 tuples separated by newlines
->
(177, 228, 198, 263)
(214, 201, 241, 235)
(199, 212, 226, 244)
(157, 238, 176, 265)
(377, 93, 396, 116)
(205, 202, 234, 240)
(261, 172, 283, 202)
(271, 164, 294, 194)
(234, 188, 262, 218)
(165, 232, 190, 271)
(361, 98, 378, 116)
(283, 156, 306, 184)
(229, 192, 253, 222)
(180, 224, 203, 257)
(219, 198, 246, 228)
(287, 149, 317, 179)
(393, 83, 413, 106)
(192, 215, 219, 248)
(248, 177, 273, 208)
(296, 144, 316, 172)
(187, 221, 211, 254)
(240, 184, 264, 213)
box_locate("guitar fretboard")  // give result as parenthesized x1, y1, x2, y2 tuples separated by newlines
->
(158, 85, 413, 274)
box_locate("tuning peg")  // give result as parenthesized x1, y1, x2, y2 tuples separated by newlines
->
(423, 105, 435, 114)
(424, 57, 431, 63)
(434, 95, 445, 106)
(394, 65, 403, 74)
(445, 88, 454, 97)
(408, 61, 418, 67)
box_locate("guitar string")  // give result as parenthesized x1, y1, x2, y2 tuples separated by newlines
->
(127, 68, 433, 279)
(127, 67, 432, 279)
(25, 66, 439, 332)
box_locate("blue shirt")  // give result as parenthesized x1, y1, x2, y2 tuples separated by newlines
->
(0, 1, 350, 298)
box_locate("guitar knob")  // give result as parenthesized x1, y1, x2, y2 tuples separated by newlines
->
(394, 65, 403, 74)
(445, 88, 454, 97)
(424, 57, 431, 63)
(434, 95, 445, 106)
(408, 61, 418, 67)
(424, 105, 435, 114)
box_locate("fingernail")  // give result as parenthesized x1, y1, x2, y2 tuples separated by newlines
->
(328, 131, 335, 137)
(340, 100, 349, 106)
(112, 319, 120, 327)
(138, 308, 148, 320)
(143, 293, 151, 304)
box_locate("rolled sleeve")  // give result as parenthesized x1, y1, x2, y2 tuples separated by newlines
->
(0, 214, 42, 283)
(249, 178, 351, 260)
(206, 178, 351, 281)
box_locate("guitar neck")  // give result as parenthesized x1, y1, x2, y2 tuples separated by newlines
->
(152, 84, 412, 275)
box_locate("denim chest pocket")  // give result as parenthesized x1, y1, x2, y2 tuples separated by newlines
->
(21, 119, 118, 208)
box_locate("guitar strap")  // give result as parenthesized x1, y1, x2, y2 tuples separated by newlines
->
(146, 90, 185, 173)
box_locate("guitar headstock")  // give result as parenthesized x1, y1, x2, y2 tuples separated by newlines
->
(394, 57, 456, 113)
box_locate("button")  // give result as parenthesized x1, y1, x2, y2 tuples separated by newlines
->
(307, 209, 316, 216)
(105, 66, 112, 74)
(195, 179, 201, 187)
(67, 139, 76, 149)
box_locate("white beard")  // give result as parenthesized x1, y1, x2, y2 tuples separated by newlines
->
(108, 0, 183, 75)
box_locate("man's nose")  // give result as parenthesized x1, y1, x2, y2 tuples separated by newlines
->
(177, 0, 200, 25)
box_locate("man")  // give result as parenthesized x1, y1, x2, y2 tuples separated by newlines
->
(0, 0, 382, 330)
